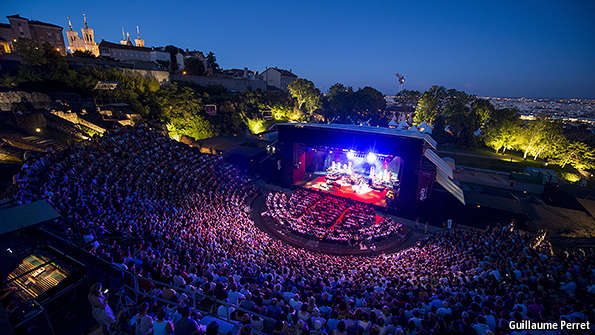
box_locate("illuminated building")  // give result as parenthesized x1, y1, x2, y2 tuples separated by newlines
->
(0, 14, 66, 55)
(65, 14, 99, 56)
(260, 67, 298, 91)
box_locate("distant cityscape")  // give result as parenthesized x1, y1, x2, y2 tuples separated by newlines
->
(482, 97, 595, 124)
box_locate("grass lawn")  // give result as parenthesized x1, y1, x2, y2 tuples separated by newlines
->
(445, 153, 544, 173)
(438, 144, 547, 172)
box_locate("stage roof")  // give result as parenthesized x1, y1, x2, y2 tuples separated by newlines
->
(424, 148, 454, 179)
(0, 200, 60, 235)
(276, 123, 437, 149)
(423, 148, 465, 204)
(436, 169, 466, 205)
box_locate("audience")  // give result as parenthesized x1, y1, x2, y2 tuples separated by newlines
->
(265, 190, 405, 244)
(15, 126, 594, 335)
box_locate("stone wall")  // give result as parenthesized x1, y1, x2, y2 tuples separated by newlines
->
(0, 91, 52, 112)
(122, 68, 170, 84)
(173, 74, 267, 92)
(50, 110, 106, 134)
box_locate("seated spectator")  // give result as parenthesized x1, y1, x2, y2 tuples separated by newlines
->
(153, 308, 174, 335)
(174, 307, 198, 335)
(135, 302, 153, 335)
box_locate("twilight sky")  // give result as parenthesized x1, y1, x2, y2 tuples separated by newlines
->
(2, 0, 595, 98)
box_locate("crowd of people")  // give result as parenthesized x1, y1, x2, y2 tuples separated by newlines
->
(264, 190, 404, 244)
(14, 126, 594, 335)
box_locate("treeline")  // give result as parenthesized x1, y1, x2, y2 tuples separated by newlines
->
(0, 40, 294, 140)
(409, 86, 595, 172)
(2, 40, 594, 173)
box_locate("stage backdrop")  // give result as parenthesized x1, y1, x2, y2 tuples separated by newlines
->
(275, 123, 437, 216)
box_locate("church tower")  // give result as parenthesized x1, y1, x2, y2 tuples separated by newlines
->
(120, 26, 128, 45)
(65, 16, 76, 49)
(134, 25, 145, 47)
(65, 13, 99, 56)
(79, 13, 99, 56)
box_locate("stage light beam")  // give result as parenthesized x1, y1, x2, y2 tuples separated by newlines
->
(366, 152, 376, 163)
(347, 150, 355, 160)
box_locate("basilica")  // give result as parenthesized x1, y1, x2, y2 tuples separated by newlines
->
(65, 14, 99, 56)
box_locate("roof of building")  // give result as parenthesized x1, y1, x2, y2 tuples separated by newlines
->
(29, 20, 63, 29)
(266, 67, 297, 78)
(185, 50, 205, 55)
(276, 123, 437, 149)
(99, 40, 152, 52)
(224, 68, 255, 75)
(6, 15, 62, 29)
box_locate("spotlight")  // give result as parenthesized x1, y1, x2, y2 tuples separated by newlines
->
(366, 152, 376, 163)
(347, 150, 355, 160)
(35, 128, 41, 133)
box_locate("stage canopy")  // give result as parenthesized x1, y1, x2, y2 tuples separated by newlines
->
(276, 123, 438, 150)
(0, 200, 60, 235)
(424, 148, 454, 179)
(425, 147, 465, 205)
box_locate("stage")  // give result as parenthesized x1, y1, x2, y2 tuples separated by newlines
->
(303, 175, 389, 207)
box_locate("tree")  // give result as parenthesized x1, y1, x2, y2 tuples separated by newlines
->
(394, 89, 421, 107)
(185, 57, 206, 76)
(322, 84, 387, 124)
(444, 102, 479, 146)
(245, 117, 266, 134)
(413, 85, 447, 125)
(528, 120, 565, 160)
(483, 108, 521, 153)
(353, 86, 386, 123)
(328, 83, 348, 98)
(156, 83, 216, 140)
(6, 39, 93, 94)
(288, 78, 322, 116)
(550, 141, 595, 171)
(414, 86, 474, 127)
(323, 83, 354, 123)
(206, 52, 220, 73)
(517, 117, 559, 159)
(72, 50, 96, 58)
(490, 107, 520, 125)
(471, 98, 496, 125)
(483, 118, 522, 153)
(14, 39, 62, 66)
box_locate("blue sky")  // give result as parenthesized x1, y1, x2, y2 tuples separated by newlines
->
(2, 0, 595, 98)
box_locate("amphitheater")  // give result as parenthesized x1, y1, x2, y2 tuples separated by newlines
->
(12, 126, 594, 335)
